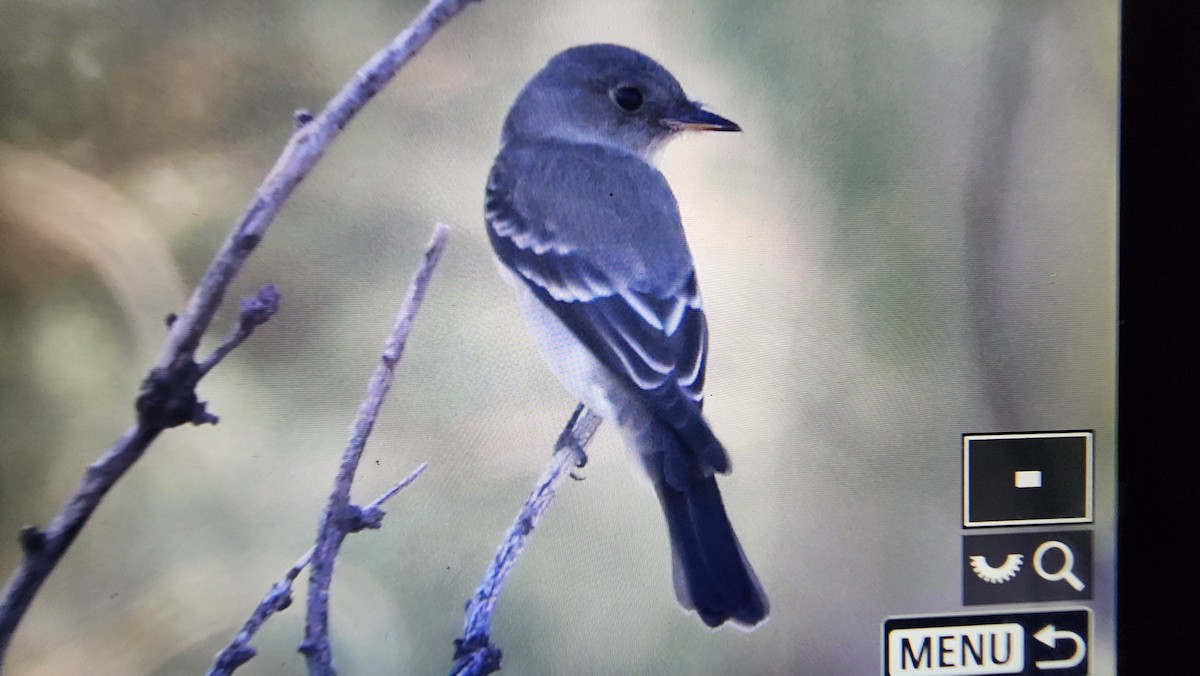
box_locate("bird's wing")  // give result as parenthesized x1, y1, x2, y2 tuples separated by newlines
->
(486, 142, 729, 482)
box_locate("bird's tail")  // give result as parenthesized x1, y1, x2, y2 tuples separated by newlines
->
(644, 428, 769, 629)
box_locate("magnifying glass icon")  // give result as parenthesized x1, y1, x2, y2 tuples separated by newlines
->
(1033, 540, 1085, 591)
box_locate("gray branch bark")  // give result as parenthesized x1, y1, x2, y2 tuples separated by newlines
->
(450, 405, 604, 676)
(300, 224, 450, 675)
(209, 462, 428, 676)
(0, 0, 482, 666)
(0, 284, 279, 666)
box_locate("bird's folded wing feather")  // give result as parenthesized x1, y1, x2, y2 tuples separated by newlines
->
(486, 142, 730, 480)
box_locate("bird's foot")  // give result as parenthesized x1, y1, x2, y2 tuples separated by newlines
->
(556, 429, 589, 468)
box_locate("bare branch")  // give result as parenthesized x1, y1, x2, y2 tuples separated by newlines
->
(0, 0, 480, 663)
(198, 284, 282, 378)
(301, 224, 450, 675)
(208, 463, 428, 676)
(150, 0, 483, 376)
(0, 425, 160, 665)
(0, 280, 272, 661)
(450, 405, 604, 676)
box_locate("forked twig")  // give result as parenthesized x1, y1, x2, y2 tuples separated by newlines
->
(209, 463, 428, 676)
(300, 224, 450, 675)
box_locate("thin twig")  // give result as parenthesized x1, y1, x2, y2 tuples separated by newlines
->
(208, 463, 428, 676)
(450, 404, 604, 676)
(0, 0, 479, 664)
(301, 224, 450, 675)
(198, 284, 282, 378)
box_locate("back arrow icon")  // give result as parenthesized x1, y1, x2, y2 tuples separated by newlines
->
(1033, 624, 1086, 670)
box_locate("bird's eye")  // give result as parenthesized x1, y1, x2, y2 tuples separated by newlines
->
(612, 86, 644, 112)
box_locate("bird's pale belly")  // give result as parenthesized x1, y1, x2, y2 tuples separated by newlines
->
(496, 261, 654, 451)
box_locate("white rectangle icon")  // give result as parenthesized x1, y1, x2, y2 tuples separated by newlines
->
(1014, 470, 1042, 488)
(887, 623, 1024, 675)
(963, 430, 1094, 527)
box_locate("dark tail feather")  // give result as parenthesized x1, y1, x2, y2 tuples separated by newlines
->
(651, 453, 769, 629)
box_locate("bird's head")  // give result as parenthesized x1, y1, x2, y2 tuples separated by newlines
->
(502, 43, 740, 159)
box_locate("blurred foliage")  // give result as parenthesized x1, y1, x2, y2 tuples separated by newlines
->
(0, 1, 1116, 674)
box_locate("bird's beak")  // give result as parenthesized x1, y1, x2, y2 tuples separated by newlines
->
(664, 102, 741, 132)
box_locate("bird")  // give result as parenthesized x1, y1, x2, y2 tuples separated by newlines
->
(484, 43, 769, 630)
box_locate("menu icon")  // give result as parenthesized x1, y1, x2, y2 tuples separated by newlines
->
(883, 609, 1090, 675)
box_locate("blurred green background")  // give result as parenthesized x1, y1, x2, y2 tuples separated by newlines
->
(0, 1, 1117, 674)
